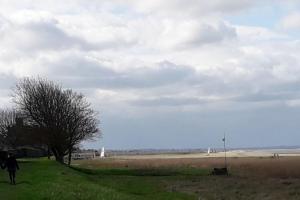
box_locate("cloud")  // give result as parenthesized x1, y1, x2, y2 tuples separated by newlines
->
(0, 13, 140, 53)
(130, 96, 219, 107)
(236, 25, 288, 42)
(0, 73, 18, 89)
(233, 92, 300, 103)
(46, 59, 195, 89)
(0, 0, 300, 148)
(115, 0, 254, 17)
(279, 12, 300, 30)
(174, 21, 237, 49)
(0, 1, 241, 55)
(0, 17, 95, 51)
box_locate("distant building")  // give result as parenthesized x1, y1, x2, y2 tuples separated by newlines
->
(71, 152, 96, 160)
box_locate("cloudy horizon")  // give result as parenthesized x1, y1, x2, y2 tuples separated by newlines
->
(1, 1, 300, 149)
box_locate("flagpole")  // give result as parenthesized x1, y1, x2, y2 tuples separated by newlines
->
(223, 132, 227, 168)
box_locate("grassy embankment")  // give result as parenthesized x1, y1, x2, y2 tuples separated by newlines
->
(0, 158, 200, 200)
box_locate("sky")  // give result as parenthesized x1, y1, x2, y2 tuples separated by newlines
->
(0, 0, 300, 149)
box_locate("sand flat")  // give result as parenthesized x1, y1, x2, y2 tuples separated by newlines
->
(108, 149, 300, 160)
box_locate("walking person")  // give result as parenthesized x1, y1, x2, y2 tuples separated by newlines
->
(3, 153, 20, 185)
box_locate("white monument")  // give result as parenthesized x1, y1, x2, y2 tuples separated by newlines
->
(207, 147, 211, 156)
(100, 147, 105, 158)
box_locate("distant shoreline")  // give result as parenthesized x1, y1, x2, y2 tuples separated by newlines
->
(94, 148, 300, 159)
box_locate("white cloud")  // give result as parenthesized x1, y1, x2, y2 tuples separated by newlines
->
(279, 12, 300, 30)
(236, 25, 288, 42)
(114, 0, 254, 17)
(286, 99, 300, 107)
(159, 20, 237, 49)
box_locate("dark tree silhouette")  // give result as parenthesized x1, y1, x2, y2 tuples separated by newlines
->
(13, 78, 100, 164)
(0, 109, 47, 153)
(0, 109, 21, 148)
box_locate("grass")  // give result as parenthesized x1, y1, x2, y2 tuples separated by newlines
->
(75, 156, 300, 200)
(0, 158, 197, 200)
(2, 157, 300, 199)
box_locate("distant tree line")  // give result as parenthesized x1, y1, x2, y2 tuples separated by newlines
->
(0, 78, 100, 165)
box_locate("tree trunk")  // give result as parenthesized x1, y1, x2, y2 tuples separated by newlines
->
(68, 137, 74, 166)
(51, 148, 58, 159)
(47, 145, 51, 159)
(68, 148, 72, 166)
(55, 155, 64, 164)
(51, 147, 64, 164)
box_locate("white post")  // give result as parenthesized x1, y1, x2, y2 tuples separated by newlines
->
(100, 147, 105, 158)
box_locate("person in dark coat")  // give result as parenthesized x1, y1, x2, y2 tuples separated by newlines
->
(3, 153, 19, 185)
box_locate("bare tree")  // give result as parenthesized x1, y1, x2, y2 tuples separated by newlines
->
(13, 78, 100, 163)
(63, 90, 99, 165)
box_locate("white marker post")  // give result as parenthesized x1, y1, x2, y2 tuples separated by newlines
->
(100, 147, 105, 158)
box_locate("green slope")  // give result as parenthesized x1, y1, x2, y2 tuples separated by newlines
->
(0, 159, 195, 200)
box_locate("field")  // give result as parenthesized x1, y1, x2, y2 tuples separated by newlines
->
(74, 155, 300, 200)
(1, 153, 300, 199)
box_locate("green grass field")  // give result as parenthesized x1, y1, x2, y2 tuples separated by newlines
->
(2, 157, 300, 200)
(0, 159, 198, 200)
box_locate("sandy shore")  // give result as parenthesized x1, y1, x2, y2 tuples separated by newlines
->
(108, 149, 300, 159)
